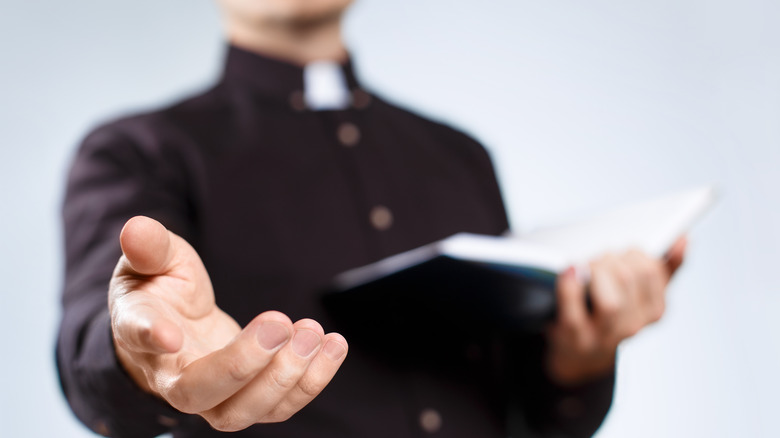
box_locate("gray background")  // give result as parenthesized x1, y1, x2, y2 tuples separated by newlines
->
(1, 0, 778, 436)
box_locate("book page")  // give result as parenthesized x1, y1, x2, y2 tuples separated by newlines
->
(518, 185, 717, 264)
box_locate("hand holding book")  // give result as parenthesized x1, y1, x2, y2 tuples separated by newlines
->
(545, 236, 687, 385)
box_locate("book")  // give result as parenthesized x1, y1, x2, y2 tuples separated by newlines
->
(324, 185, 717, 332)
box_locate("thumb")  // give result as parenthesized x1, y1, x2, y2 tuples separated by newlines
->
(120, 216, 175, 275)
(555, 266, 588, 327)
(664, 235, 688, 278)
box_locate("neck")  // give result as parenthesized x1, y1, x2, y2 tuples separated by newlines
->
(225, 14, 348, 66)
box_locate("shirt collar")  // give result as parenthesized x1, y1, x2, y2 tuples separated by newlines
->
(220, 44, 367, 111)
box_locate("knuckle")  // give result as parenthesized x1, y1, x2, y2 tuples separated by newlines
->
(165, 384, 198, 414)
(650, 301, 666, 322)
(204, 407, 252, 432)
(226, 352, 255, 383)
(598, 298, 621, 317)
(268, 367, 299, 393)
(261, 407, 294, 424)
(625, 323, 642, 338)
(297, 377, 326, 398)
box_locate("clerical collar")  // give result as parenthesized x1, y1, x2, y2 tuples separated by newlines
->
(221, 44, 370, 111)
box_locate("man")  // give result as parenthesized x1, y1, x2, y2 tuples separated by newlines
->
(57, 0, 686, 436)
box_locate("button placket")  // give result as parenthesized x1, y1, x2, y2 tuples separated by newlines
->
(337, 122, 361, 147)
(419, 408, 442, 433)
(369, 205, 393, 231)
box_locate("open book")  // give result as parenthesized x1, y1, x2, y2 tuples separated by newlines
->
(325, 185, 717, 331)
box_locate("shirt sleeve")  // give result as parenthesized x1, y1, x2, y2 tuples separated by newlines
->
(56, 123, 196, 437)
(504, 333, 615, 438)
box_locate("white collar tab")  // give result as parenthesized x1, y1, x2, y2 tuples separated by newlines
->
(303, 61, 351, 111)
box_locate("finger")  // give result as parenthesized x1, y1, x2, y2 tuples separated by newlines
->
(261, 332, 348, 423)
(201, 319, 325, 432)
(625, 250, 667, 323)
(554, 266, 588, 330)
(112, 292, 183, 354)
(163, 311, 293, 414)
(120, 216, 175, 275)
(616, 250, 643, 302)
(664, 235, 688, 277)
(588, 255, 628, 333)
(614, 251, 653, 336)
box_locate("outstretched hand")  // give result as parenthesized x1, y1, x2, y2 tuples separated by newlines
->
(109, 216, 348, 431)
(546, 237, 687, 385)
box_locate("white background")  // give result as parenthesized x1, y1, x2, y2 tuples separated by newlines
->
(1, 0, 778, 436)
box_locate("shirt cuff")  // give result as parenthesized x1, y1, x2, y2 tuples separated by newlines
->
(74, 310, 191, 437)
(535, 367, 616, 437)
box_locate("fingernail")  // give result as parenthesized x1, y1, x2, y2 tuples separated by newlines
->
(257, 321, 290, 350)
(562, 266, 576, 280)
(574, 263, 591, 283)
(292, 329, 321, 357)
(323, 340, 347, 361)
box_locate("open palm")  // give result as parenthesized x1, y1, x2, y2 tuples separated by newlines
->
(109, 216, 348, 431)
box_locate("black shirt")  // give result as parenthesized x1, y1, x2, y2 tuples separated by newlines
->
(58, 45, 613, 438)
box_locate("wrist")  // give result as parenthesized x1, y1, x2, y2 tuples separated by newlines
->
(545, 348, 616, 386)
(113, 333, 155, 394)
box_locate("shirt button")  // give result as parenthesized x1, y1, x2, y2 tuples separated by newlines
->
(419, 408, 442, 433)
(337, 122, 361, 147)
(352, 88, 372, 109)
(370, 205, 393, 231)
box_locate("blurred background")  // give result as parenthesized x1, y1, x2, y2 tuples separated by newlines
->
(1, 0, 778, 436)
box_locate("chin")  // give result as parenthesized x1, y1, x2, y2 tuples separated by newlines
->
(222, 0, 354, 26)
(285, 0, 353, 21)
